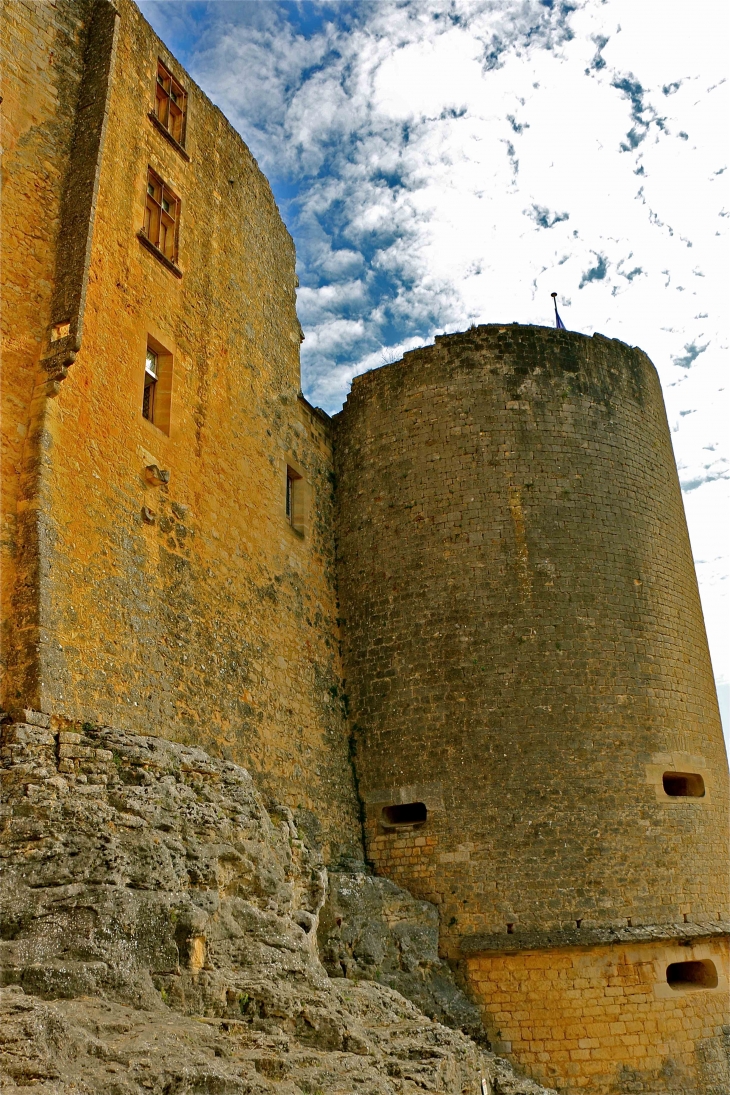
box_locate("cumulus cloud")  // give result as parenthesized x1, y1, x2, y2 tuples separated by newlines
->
(141, 0, 729, 684)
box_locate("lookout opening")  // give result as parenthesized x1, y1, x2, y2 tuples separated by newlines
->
(662, 772, 705, 798)
(382, 802, 427, 827)
(666, 960, 718, 991)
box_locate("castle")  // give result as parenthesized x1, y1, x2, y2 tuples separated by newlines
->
(2, 1, 728, 1092)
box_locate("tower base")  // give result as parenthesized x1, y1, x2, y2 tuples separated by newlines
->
(464, 934, 730, 1093)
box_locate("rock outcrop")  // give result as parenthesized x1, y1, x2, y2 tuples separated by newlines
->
(319, 871, 483, 1040)
(0, 715, 555, 1095)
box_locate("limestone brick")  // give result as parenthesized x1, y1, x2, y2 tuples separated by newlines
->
(466, 939, 730, 1094)
(334, 324, 730, 1091)
(1, 0, 93, 705)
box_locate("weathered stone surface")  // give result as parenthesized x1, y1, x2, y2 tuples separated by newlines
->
(0, 721, 554, 1095)
(319, 870, 484, 1040)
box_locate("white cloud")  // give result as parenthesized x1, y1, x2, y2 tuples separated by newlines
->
(302, 316, 367, 355)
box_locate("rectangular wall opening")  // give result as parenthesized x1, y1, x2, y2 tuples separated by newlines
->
(142, 167, 180, 264)
(666, 959, 718, 991)
(154, 59, 187, 146)
(382, 802, 427, 827)
(286, 466, 306, 534)
(662, 772, 705, 797)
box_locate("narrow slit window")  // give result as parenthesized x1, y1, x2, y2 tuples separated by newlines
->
(142, 168, 180, 263)
(286, 466, 305, 533)
(143, 348, 158, 421)
(662, 772, 705, 798)
(382, 802, 428, 826)
(141, 337, 173, 435)
(286, 468, 295, 522)
(154, 60, 187, 145)
(666, 960, 718, 991)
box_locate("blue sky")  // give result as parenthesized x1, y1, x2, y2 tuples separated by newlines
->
(140, 0, 729, 727)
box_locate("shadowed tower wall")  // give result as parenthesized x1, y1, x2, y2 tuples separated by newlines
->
(334, 325, 730, 1094)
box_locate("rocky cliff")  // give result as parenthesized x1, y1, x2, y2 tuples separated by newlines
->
(0, 714, 554, 1095)
(319, 871, 484, 1041)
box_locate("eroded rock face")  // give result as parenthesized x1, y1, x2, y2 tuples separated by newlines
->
(0, 717, 555, 1095)
(319, 871, 484, 1041)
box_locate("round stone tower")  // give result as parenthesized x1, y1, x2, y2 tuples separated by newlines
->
(334, 325, 729, 1094)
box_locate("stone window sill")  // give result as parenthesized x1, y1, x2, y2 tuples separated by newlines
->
(148, 111, 190, 161)
(137, 231, 183, 278)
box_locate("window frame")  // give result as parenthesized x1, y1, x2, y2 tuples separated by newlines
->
(153, 59, 187, 148)
(140, 334, 173, 436)
(141, 167, 181, 270)
(645, 755, 713, 804)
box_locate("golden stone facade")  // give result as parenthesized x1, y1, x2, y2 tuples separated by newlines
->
(2, 2, 728, 1092)
(1, 0, 360, 865)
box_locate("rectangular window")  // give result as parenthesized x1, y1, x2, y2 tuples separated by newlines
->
(141, 336, 173, 435)
(286, 469, 294, 521)
(382, 802, 428, 827)
(142, 168, 180, 263)
(666, 959, 718, 991)
(662, 772, 705, 797)
(154, 60, 187, 146)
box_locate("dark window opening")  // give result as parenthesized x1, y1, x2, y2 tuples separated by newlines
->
(154, 60, 187, 145)
(286, 468, 296, 521)
(142, 168, 180, 263)
(662, 772, 705, 798)
(666, 959, 718, 991)
(382, 802, 427, 826)
(286, 466, 305, 533)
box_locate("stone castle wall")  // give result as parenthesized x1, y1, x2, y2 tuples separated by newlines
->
(0, 0, 361, 864)
(465, 939, 730, 1094)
